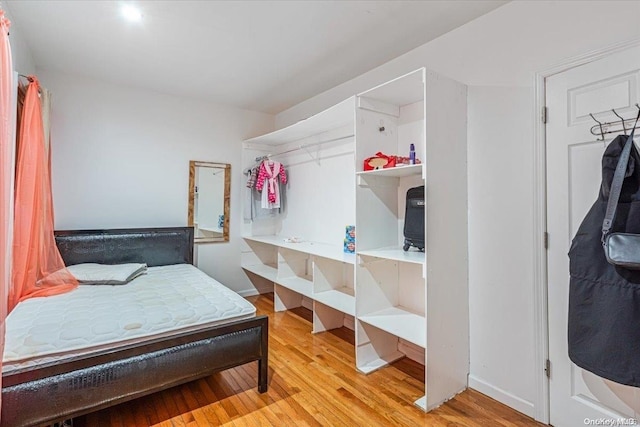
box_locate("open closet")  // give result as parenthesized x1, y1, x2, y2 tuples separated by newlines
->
(241, 68, 468, 411)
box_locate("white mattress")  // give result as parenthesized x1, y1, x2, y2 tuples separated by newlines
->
(3, 264, 256, 374)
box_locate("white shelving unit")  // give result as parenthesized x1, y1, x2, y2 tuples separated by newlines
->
(241, 236, 355, 330)
(241, 68, 468, 413)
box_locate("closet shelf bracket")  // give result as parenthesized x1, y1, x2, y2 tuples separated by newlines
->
(303, 146, 321, 165)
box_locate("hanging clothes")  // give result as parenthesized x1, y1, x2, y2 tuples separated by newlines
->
(568, 132, 640, 387)
(246, 166, 258, 189)
(243, 162, 286, 221)
(256, 160, 287, 209)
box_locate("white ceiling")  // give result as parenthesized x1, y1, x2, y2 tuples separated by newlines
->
(5, 0, 507, 114)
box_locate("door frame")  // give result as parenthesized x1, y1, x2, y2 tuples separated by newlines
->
(532, 37, 640, 424)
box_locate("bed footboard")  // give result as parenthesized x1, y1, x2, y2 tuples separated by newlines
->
(1, 315, 268, 427)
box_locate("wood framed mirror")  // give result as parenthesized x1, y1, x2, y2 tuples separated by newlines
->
(188, 161, 231, 243)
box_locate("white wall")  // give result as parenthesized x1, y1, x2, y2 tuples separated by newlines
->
(39, 69, 274, 293)
(467, 86, 535, 415)
(3, 3, 35, 75)
(276, 1, 640, 128)
(273, 0, 640, 419)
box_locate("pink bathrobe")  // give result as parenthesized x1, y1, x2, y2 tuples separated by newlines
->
(255, 160, 287, 209)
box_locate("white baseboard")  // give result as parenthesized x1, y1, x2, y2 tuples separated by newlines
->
(398, 339, 425, 365)
(237, 282, 274, 298)
(468, 375, 535, 418)
(237, 288, 261, 297)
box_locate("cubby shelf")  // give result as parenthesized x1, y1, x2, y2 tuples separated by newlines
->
(242, 264, 278, 282)
(358, 307, 426, 348)
(241, 236, 354, 319)
(314, 288, 355, 316)
(243, 235, 356, 265)
(276, 276, 314, 299)
(358, 248, 425, 265)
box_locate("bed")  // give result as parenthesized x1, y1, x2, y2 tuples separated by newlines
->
(1, 227, 268, 427)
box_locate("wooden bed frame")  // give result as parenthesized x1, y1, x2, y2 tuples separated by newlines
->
(1, 227, 268, 427)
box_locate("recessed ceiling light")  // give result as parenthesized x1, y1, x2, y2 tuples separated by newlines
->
(121, 4, 143, 23)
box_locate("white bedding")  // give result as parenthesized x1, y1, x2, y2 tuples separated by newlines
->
(66, 262, 148, 285)
(3, 264, 256, 374)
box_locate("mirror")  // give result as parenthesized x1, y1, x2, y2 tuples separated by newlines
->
(188, 161, 231, 243)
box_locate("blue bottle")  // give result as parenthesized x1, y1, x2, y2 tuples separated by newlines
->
(409, 143, 416, 165)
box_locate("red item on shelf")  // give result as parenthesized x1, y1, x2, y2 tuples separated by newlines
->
(363, 152, 397, 171)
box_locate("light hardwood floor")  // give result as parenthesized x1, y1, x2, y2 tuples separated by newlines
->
(79, 293, 546, 427)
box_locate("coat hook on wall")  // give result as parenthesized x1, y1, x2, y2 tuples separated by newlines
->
(589, 105, 640, 140)
(590, 113, 605, 141)
(612, 109, 627, 135)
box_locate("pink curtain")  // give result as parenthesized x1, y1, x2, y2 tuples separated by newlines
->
(0, 7, 13, 414)
(10, 76, 77, 312)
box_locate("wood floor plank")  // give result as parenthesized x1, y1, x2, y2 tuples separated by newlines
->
(170, 386, 196, 425)
(290, 388, 342, 426)
(159, 389, 188, 427)
(79, 293, 545, 427)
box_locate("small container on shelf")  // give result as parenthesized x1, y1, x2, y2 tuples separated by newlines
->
(344, 225, 356, 253)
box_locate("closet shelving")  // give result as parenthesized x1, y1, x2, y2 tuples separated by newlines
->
(242, 95, 357, 331)
(242, 68, 468, 413)
(353, 70, 429, 407)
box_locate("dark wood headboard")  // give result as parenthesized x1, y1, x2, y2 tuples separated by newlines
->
(54, 227, 194, 267)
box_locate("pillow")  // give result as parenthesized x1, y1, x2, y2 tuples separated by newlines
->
(66, 263, 148, 285)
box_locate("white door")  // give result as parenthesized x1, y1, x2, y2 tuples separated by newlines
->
(547, 45, 640, 427)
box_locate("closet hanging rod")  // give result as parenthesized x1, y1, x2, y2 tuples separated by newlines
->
(589, 104, 640, 140)
(254, 134, 354, 162)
